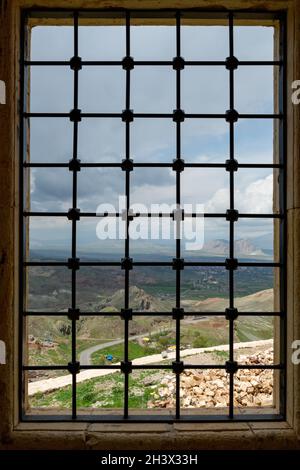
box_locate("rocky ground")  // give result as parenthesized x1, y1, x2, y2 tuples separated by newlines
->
(148, 348, 274, 408)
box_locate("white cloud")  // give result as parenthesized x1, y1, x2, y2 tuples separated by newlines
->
(205, 173, 273, 213)
(28, 25, 276, 248)
(131, 183, 175, 206)
(205, 187, 229, 213)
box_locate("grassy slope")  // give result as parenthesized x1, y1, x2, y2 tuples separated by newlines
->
(90, 340, 161, 365)
(30, 370, 159, 409)
(28, 289, 273, 367)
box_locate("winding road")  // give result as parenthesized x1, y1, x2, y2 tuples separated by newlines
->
(28, 339, 273, 396)
(79, 334, 147, 365)
(79, 326, 175, 365)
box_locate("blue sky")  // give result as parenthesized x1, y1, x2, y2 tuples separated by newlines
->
(28, 24, 276, 255)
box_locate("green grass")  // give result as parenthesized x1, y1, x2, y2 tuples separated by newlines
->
(190, 332, 220, 348)
(30, 370, 160, 409)
(100, 306, 118, 313)
(91, 340, 162, 365)
(208, 350, 229, 361)
(181, 325, 228, 349)
(236, 317, 273, 342)
(29, 338, 104, 367)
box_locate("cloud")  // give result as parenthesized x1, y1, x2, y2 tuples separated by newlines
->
(131, 182, 175, 206)
(205, 173, 273, 213)
(181, 168, 229, 207)
(28, 24, 276, 247)
(237, 173, 273, 213)
(30, 167, 176, 213)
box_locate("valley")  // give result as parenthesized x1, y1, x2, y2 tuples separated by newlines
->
(26, 247, 276, 410)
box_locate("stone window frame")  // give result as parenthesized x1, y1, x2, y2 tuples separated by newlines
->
(0, 0, 299, 450)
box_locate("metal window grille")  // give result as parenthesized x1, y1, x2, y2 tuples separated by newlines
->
(20, 8, 287, 423)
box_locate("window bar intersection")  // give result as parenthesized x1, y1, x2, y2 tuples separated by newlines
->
(20, 8, 287, 423)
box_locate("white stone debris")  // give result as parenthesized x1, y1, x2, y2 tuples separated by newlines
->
(148, 348, 274, 409)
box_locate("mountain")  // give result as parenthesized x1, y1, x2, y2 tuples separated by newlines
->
(28, 289, 274, 353)
(252, 232, 273, 250)
(106, 285, 173, 312)
(235, 239, 266, 257)
(201, 238, 266, 257)
(30, 235, 272, 261)
(183, 288, 273, 312)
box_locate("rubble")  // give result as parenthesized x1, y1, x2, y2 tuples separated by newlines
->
(148, 348, 274, 409)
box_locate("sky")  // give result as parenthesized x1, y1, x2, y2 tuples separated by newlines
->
(28, 24, 276, 257)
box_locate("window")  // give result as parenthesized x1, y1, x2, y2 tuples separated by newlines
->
(20, 8, 286, 423)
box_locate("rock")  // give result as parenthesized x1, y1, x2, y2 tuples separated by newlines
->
(148, 348, 274, 409)
(215, 400, 227, 408)
(211, 379, 225, 389)
(261, 397, 273, 406)
(197, 400, 207, 407)
(238, 382, 249, 392)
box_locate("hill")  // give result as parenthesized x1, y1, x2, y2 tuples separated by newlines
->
(28, 288, 274, 346)
(201, 239, 267, 257)
(183, 288, 273, 312)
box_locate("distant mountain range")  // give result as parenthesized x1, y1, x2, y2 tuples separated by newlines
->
(183, 288, 273, 313)
(30, 235, 273, 260)
(106, 286, 274, 314)
(201, 238, 269, 257)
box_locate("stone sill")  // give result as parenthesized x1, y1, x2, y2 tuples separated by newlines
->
(2, 420, 297, 451)
(14, 419, 291, 433)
